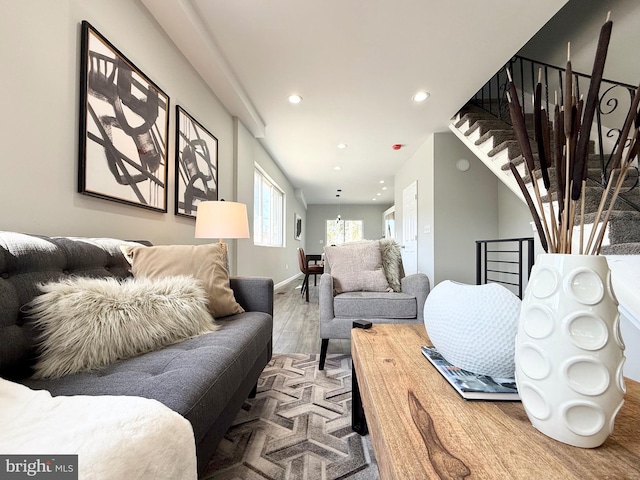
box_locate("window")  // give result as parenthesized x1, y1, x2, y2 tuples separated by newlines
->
(326, 219, 363, 245)
(254, 165, 284, 246)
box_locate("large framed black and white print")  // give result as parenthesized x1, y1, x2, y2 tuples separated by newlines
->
(78, 21, 169, 212)
(175, 105, 218, 218)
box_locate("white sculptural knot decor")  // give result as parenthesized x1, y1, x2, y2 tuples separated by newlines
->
(423, 281, 521, 378)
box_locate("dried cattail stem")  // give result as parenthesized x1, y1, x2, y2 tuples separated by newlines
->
(505, 15, 640, 256)
(506, 72, 554, 252)
(510, 162, 549, 253)
(585, 82, 640, 253)
(609, 81, 640, 170)
(585, 173, 615, 253)
(579, 180, 587, 254)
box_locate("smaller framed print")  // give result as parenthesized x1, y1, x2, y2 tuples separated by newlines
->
(175, 105, 218, 217)
(294, 213, 302, 240)
(78, 21, 170, 212)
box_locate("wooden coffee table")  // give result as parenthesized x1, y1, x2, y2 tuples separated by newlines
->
(351, 324, 640, 480)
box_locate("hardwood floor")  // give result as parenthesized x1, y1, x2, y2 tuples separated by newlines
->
(273, 276, 351, 356)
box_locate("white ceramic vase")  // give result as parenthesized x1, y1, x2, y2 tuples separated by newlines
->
(514, 254, 626, 448)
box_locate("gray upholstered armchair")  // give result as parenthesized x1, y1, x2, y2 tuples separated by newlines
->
(318, 239, 430, 369)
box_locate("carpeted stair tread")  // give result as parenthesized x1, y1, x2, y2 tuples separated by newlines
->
(502, 153, 539, 169)
(582, 211, 640, 245)
(540, 187, 638, 215)
(503, 153, 615, 177)
(587, 168, 638, 188)
(601, 242, 640, 255)
(503, 154, 524, 170)
(457, 103, 488, 116)
(475, 129, 517, 146)
(585, 153, 608, 169)
(454, 112, 488, 130)
(520, 167, 635, 192)
(455, 105, 512, 129)
(522, 167, 560, 190)
(465, 120, 513, 137)
(451, 102, 640, 253)
(488, 140, 522, 159)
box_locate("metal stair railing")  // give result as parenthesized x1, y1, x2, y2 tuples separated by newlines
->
(470, 55, 639, 213)
(475, 237, 535, 299)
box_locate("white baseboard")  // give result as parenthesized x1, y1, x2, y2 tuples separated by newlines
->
(275, 273, 303, 290)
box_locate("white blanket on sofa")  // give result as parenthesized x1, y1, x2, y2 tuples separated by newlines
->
(0, 379, 197, 480)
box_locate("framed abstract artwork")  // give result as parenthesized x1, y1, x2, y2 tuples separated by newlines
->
(294, 213, 302, 240)
(174, 105, 218, 218)
(78, 21, 170, 212)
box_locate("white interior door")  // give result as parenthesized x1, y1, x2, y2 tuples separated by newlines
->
(402, 181, 418, 275)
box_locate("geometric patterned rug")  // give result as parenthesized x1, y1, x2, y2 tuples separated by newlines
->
(200, 354, 380, 480)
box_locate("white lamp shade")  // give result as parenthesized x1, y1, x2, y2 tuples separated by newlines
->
(195, 201, 250, 239)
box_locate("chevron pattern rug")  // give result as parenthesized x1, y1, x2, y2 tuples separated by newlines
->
(201, 353, 379, 480)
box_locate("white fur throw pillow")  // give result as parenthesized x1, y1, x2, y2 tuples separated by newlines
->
(27, 275, 218, 379)
(379, 238, 404, 292)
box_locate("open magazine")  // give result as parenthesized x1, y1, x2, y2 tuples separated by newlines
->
(420, 346, 520, 401)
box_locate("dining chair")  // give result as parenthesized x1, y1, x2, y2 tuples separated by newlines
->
(297, 247, 324, 302)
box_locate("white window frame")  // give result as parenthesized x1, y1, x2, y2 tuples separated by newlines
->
(254, 164, 285, 247)
(325, 218, 364, 245)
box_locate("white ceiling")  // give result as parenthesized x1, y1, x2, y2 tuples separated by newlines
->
(142, 0, 568, 205)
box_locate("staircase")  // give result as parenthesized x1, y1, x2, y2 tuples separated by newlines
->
(450, 101, 640, 383)
(449, 103, 640, 255)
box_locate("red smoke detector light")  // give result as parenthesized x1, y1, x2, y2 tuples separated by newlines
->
(392, 144, 403, 150)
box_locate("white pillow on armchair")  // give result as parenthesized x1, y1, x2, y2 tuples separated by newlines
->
(323, 240, 391, 294)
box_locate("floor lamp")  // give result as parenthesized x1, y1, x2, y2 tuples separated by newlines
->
(195, 200, 250, 272)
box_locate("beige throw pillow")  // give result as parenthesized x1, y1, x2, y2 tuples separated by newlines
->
(122, 244, 244, 318)
(323, 240, 390, 294)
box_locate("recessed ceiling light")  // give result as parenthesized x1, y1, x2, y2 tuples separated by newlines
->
(376, 193, 381, 196)
(382, 186, 387, 190)
(372, 198, 377, 201)
(337, 143, 347, 149)
(334, 166, 342, 171)
(379, 180, 385, 184)
(288, 94, 303, 104)
(413, 91, 430, 102)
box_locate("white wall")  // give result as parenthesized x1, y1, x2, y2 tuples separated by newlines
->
(519, 0, 640, 87)
(1, 1, 227, 243)
(235, 120, 306, 283)
(433, 133, 499, 284)
(394, 132, 499, 287)
(305, 204, 391, 256)
(0, 0, 303, 283)
(496, 182, 547, 293)
(395, 135, 435, 282)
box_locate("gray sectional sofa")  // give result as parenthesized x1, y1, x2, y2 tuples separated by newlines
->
(0, 231, 273, 474)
